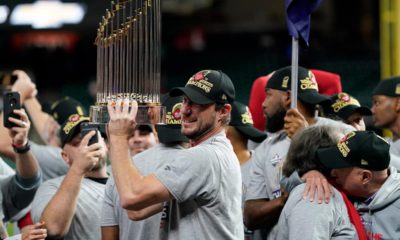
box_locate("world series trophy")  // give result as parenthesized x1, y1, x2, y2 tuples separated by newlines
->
(90, 0, 165, 125)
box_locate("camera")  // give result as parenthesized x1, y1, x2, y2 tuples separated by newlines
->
(3, 91, 21, 128)
(80, 122, 100, 146)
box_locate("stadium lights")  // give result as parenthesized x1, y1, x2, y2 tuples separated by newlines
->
(0, 5, 9, 24)
(10, 0, 86, 29)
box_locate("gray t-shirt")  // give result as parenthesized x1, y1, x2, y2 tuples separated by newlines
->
(241, 159, 267, 240)
(245, 117, 353, 237)
(30, 142, 69, 181)
(155, 131, 244, 240)
(272, 184, 357, 240)
(31, 176, 106, 240)
(0, 157, 41, 239)
(101, 143, 185, 240)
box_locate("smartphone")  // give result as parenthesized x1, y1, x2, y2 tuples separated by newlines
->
(3, 91, 21, 128)
(80, 122, 99, 146)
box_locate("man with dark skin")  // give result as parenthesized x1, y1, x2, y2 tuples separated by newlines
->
(244, 66, 352, 233)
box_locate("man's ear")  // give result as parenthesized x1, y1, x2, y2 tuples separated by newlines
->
(283, 91, 291, 109)
(218, 104, 232, 122)
(394, 97, 400, 112)
(361, 170, 373, 185)
(61, 150, 71, 166)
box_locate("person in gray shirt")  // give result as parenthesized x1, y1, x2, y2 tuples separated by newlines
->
(244, 66, 354, 236)
(318, 131, 400, 239)
(226, 101, 267, 240)
(0, 108, 43, 239)
(31, 114, 108, 240)
(371, 76, 400, 169)
(273, 125, 357, 240)
(107, 69, 244, 239)
(101, 95, 189, 240)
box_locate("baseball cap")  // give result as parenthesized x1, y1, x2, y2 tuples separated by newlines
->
(47, 97, 87, 125)
(136, 124, 153, 133)
(317, 131, 390, 171)
(170, 70, 235, 105)
(60, 114, 90, 147)
(266, 66, 330, 105)
(155, 95, 189, 144)
(229, 101, 267, 143)
(372, 76, 400, 97)
(328, 93, 372, 120)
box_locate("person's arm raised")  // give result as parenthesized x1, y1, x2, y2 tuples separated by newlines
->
(107, 99, 171, 211)
(40, 131, 101, 239)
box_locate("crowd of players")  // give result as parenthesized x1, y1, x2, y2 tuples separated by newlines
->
(0, 66, 399, 240)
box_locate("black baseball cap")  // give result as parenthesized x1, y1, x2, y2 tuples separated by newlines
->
(317, 131, 390, 171)
(170, 70, 235, 105)
(266, 66, 330, 105)
(47, 97, 87, 125)
(60, 114, 90, 147)
(229, 101, 267, 143)
(372, 76, 400, 97)
(329, 93, 372, 120)
(156, 95, 189, 144)
(136, 124, 153, 133)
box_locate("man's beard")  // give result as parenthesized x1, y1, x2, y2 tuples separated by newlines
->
(265, 107, 286, 133)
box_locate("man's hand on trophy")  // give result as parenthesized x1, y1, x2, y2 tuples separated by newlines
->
(107, 98, 138, 139)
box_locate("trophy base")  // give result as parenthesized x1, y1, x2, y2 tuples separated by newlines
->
(90, 104, 166, 125)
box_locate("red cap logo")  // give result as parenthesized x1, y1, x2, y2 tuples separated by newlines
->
(171, 103, 182, 120)
(69, 114, 80, 122)
(340, 93, 350, 102)
(193, 72, 205, 81)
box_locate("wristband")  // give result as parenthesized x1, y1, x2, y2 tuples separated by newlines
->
(12, 141, 30, 154)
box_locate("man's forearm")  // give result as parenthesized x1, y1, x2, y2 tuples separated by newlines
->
(23, 98, 50, 137)
(109, 136, 146, 208)
(127, 202, 164, 221)
(15, 151, 40, 178)
(40, 169, 83, 238)
(244, 197, 286, 230)
(109, 136, 170, 210)
(101, 226, 119, 240)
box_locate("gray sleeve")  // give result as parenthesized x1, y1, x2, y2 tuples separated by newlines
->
(154, 149, 216, 202)
(101, 176, 119, 226)
(245, 147, 269, 201)
(30, 179, 59, 223)
(2, 173, 41, 221)
(283, 187, 356, 240)
(30, 142, 69, 181)
(280, 171, 302, 193)
(286, 196, 335, 239)
(0, 158, 15, 176)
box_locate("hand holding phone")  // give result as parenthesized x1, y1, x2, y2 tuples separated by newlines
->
(80, 123, 99, 146)
(3, 91, 21, 128)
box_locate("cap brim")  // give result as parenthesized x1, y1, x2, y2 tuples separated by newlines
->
(338, 106, 372, 120)
(299, 92, 331, 105)
(156, 124, 189, 144)
(235, 125, 267, 143)
(317, 146, 353, 169)
(170, 87, 214, 105)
